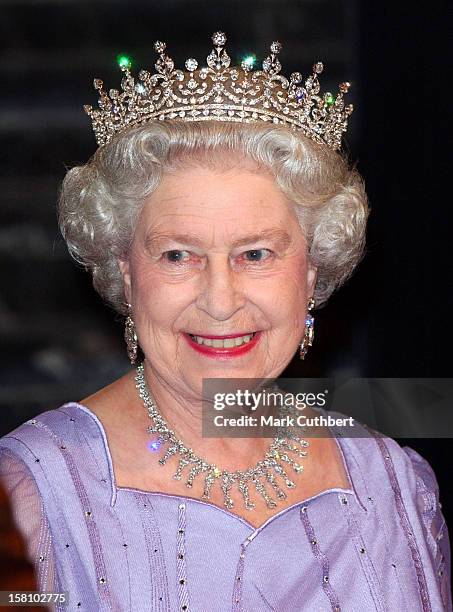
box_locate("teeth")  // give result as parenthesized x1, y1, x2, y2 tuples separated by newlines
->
(189, 333, 255, 348)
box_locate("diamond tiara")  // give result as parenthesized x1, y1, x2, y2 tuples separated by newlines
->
(84, 31, 353, 150)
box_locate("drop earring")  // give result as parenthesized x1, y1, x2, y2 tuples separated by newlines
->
(124, 303, 138, 365)
(299, 297, 315, 360)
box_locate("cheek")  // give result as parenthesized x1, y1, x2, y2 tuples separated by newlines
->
(251, 267, 306, 325)
(130, 262, 194, 327)
(275, 254, 308, 297)
(274, 281, 305, 320)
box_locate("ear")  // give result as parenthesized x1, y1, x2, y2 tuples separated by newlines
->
(306, 262, 318, 298)
(117, 258, 132, 304)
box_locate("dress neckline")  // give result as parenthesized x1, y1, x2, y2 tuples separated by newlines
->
(61, 401, 358, 532)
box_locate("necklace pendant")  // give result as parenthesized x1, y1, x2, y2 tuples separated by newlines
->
(173, 458, 193, 480)
(220, 476, 235, 509)
(278, 452, 302, 473)
(158, 444, 179, 465)
(186, 468, 198, 488)
(202, 472, 216, 499)
(186, 462, 206, 487)
(271, 461, 295, 488)
(238, 480, 255, 510)
(265, 471, 287, 500)
(253, 477, 277, 509)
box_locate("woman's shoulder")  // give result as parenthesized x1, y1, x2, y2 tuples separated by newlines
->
(1, 403, 94, 444)
(328, 413, 439, 497)
(0, 401, 119, 514)
(331, 417, 446, 538)
(0, 402, 109, 482)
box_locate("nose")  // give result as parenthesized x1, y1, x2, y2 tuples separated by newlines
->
(195, 254, 246, 321)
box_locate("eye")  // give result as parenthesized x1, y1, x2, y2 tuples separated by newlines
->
(162, 250, 191, 264)
(241, 248, 273, 263)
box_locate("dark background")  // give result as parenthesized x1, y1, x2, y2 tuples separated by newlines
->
(1, 1, 451, 529)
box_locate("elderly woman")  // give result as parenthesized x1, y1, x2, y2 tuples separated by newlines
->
(0, 32, 451, 611)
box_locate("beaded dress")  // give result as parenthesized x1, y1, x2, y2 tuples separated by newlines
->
(0, 402, 451, 611)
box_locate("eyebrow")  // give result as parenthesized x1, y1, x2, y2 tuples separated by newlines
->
(145, 229, 292, 250)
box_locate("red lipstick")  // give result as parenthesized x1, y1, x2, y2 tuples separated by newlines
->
(183, 331, 261, 359)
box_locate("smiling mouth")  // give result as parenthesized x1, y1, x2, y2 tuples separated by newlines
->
(187, 332, 257, 348)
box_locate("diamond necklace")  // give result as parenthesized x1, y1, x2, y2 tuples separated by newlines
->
(135, 362, 309, 512)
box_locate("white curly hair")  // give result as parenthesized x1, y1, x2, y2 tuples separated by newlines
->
(58, 121, 369, 315)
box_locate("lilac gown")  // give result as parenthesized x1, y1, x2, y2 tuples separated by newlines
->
(0, 402, 451, 611)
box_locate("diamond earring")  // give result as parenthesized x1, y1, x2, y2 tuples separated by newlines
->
(124, 303, 138, 365)
(299, 297, 315, 360)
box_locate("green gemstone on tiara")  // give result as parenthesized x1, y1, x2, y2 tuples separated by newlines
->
(241, 54, 256, 70)
(325, 93, 335, 107)
(117, 55, 132, 70)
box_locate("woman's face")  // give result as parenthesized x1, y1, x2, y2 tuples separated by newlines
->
(119, 162, 317, 397)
